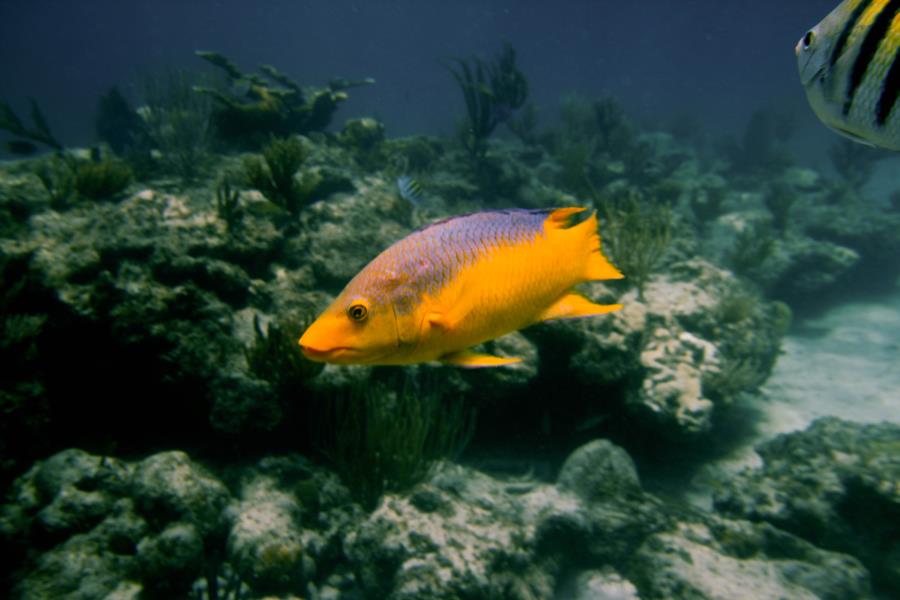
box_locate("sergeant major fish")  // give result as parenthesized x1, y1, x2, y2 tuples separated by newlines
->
(796, 0, 900, 150)
(298, 207, 623, 367)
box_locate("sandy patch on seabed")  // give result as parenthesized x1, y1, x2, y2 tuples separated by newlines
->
(760, 291, 900, 436)
(686, 285, 900, 506)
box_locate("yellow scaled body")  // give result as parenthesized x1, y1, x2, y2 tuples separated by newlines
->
(299, 207, 623, 367)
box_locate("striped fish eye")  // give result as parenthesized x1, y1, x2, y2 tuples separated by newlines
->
(347, 303, 369, 322)
(802, 31, 814, 50)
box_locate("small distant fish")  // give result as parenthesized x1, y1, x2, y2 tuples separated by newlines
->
(396, 175, 424, 205)
(796, 0, 900, 150)
(299, 207, 623, 367)
(6, 140, 39, 155)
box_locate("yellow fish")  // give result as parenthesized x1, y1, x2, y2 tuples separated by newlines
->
(796, 0, 900, 150)
(299, 207, 623, 367)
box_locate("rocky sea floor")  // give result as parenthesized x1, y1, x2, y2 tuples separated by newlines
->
(2, 98, 899, 597)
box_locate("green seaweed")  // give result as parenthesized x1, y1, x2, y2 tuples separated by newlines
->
(243, 136, 321, 216)
(74, 157, 132, 201)
(445, 41, 529, 160)
(33, 155, 77, 210)
(598, 190, 672, 301)
(245, 314, 323, 395)
(828, 138, 883, 188)
(214, 176, 243, 237)
(321, 373, 475, 510)
(728, 223, 775, 281)
(0, 98, 63, 152)
(764, 181, 798, 236)
(139, 67, 215, 182)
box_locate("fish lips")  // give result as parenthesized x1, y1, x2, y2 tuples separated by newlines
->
(298, 342, 358, 363)
(299, 343, 395, 365)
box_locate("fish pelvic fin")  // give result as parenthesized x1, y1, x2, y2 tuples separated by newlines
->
(536, 292, 622, 323)
(439, 349, 522, 368)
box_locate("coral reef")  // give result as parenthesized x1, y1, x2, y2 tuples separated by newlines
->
(715, 418, 900, 596)
(3, 60, 900, 598)
(195, 51, 373, 148)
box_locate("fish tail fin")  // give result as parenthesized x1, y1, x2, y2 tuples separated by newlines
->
(578, 211, 624, 281)
(544, 207, 623, 281)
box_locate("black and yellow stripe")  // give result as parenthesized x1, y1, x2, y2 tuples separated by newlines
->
(829, 0, 870, 68)
(841, 0, 900, 126)
(877, 45, 900, 124)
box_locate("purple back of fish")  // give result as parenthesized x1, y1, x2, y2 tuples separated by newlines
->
(350, 209, 551, 312)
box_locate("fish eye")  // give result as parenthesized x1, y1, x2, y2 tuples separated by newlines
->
(347, 303, 368, 322)
(802, 31, 814, 50)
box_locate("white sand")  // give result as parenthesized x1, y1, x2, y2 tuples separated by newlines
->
(759, 291, 900, 436)
(686, 286, 900, 506)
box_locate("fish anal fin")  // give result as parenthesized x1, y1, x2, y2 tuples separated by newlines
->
(440, 349, 522, 368)
(536, 293, 622, 322)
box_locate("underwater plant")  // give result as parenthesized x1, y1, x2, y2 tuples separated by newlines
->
(214, 176, 243, 236)
(0, 98, 63, 154)
(0, 252, 58, 491)
(445, 41, 529, 160)
(33, 155, 77, 210)
(506, 102, 539, 146)
(243, 136, 321, 216)
(245, 314, 323, 395)
(95, 86, 149, 158)
(195, 50, 373, 148)
(139, 67, 215, 182)
(764, 181, 798, 236)
(597, 190, 672, 300)
(320, 372, 475, 510)
(689, 181, 727, 230)
(703, 356, 770, 403)
(828, 138, 884, 188)
(33, 152, 131, 207)
(714, 291, 760, 325)
(728, 223, 776, 282)
(74, 156, 133, 201)
(717, 107, 795, 176)
(553, 94, 657, 192)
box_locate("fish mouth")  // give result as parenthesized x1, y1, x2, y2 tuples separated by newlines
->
(299, 343, 398, 365)
(299, 345, 360, 363)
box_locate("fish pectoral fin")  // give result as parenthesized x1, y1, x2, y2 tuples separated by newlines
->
(425, 310, 462, 332)
(536, 293, 622, 322)
(439, 349, 522, 368)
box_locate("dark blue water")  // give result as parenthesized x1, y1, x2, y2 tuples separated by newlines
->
(0, 0, 836, 155)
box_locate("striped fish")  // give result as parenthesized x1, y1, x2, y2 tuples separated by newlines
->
(299, 208, 623, 367)
(396, 175, 424, 205)
(796, 0, 900, 150)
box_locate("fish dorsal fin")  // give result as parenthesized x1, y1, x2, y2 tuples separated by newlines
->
(439, 349, 522, 368)
(545, 206, 587, 228)
(536, 292, 622, 323)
